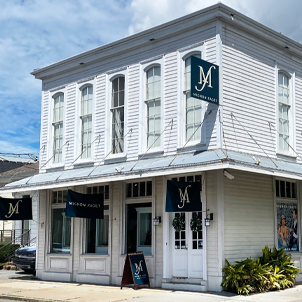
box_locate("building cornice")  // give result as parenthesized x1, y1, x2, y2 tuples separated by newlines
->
(31, 3, 302, 80)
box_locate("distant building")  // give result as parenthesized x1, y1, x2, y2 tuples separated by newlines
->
(0, 156, 38, 243)
(2, 3, 302, 292)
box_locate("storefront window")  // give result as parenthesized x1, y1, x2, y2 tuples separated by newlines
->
(126, 202, 152, 255)
(51, 207, 71, 254)
(275, 179, 298, 252)
(86, 206, 109, 254)
(51, 190, 71, 254)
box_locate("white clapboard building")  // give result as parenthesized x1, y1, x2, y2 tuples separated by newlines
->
(2, 3, 302, 292)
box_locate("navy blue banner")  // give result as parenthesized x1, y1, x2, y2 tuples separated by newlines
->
(191, 56, 219, 105)
(66, 190, 104, 219)
(166, 180, 201, 212)
(0, 197, 32, 220)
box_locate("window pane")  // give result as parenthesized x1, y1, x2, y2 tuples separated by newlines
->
(51, 208, 71, 254)
(140, 182, 145, 196)
(133, 182, 139, 197)
(127, 183, 132, 198)
(147, 181, 152, 196)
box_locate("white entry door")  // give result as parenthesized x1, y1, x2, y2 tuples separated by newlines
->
(172, 211, 203, 278)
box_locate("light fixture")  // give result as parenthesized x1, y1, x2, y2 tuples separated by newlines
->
(205, 213, 213, 227)
(223, 170, 234, 180)
(153, 216, 161, 226)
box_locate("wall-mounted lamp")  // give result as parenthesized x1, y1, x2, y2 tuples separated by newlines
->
(205, 213, 213, 227)
(153, 216, 161, 226)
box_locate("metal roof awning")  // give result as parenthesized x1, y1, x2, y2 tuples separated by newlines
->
(2, 149, 302, 193)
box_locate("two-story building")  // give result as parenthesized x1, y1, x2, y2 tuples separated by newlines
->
(2, 3, 302, 292)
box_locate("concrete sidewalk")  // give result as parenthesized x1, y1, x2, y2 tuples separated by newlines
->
(1, 271, 302, 302)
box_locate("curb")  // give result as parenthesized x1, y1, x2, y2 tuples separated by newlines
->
(0, 295, 59, 302)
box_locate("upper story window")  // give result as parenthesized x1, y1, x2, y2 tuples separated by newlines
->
(146, 66, 161, 148)
(53, 93, 64, 164)
(184, 54, 202, 142)
(278, 71, 291, 154)
(80, 85, 93, 159)
(111, 77, 125, 154)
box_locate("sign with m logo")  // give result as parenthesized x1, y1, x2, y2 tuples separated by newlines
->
(191, 56, 219, 105)
(165, 180, 201, 212)
(0, 197, 32, 220)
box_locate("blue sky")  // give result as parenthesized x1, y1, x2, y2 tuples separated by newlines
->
(0, 0, 301, 157)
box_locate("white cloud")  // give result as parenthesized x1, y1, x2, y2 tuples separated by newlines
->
(128, 0, 302, 43)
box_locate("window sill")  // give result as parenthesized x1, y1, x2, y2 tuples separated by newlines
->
(138, 150, 164, 159)
(276, 153, 297, 162)
(73, 161, 95, 169)
(47, 253, 71, 257)
(46, 165, 65, 173)
(80, 254, 109, 257)
(104, 155, 127, 165)
(177, 142, 206, 153)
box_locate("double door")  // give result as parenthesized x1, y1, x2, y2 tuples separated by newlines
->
(172, 211, 203, 278)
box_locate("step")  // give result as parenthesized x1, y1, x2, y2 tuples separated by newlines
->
(162, 278, 207, 292)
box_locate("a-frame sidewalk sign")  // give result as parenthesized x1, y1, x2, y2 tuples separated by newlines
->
(121, 252, 150, 290)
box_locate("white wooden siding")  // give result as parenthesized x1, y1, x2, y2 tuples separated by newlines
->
(224, 170, 274, 262)
(164, 52, 178, 155)
(127, 64, 140, 160)
(40, 91, 49, 169)
(94, 75, 106, 162)
(204, 38, 218, 150)
(295, 74, 302, 161)
(222, 25, 302, 159)
(64, 83, 76, 166)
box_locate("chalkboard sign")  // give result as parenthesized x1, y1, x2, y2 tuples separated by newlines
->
(121, 252, 150, 290)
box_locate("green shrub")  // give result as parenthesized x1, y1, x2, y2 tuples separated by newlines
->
(0, 244, 20, 263)
(221, 246, 300, 295)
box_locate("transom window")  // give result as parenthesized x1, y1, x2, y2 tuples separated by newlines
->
(275, 179, 296, 199)
(126, 181, 152, 198)
(146, 66, 161, 148)
(184, 54, 202, 142)
(87, 185, 110, 199)
(53, 93, 64, 164)
(111, 77, 125, 154)
(278, 72, 290, 153)
(80, 86, 93, 159)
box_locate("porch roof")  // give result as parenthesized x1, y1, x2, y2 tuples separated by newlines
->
(1, 149, 302, 193)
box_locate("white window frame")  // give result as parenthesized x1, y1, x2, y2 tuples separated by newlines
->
(47, 88, 66, 168)
(105, 69, 128, 161)
(75, 79, 95, 164)
(49, 189, 72, 255)
(139, 57, 164, 155)
(275, 67, 295, 157)
(83, 184, 111, 255)
(122, 178, 155, 256)
(177, 44, 206, 149)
